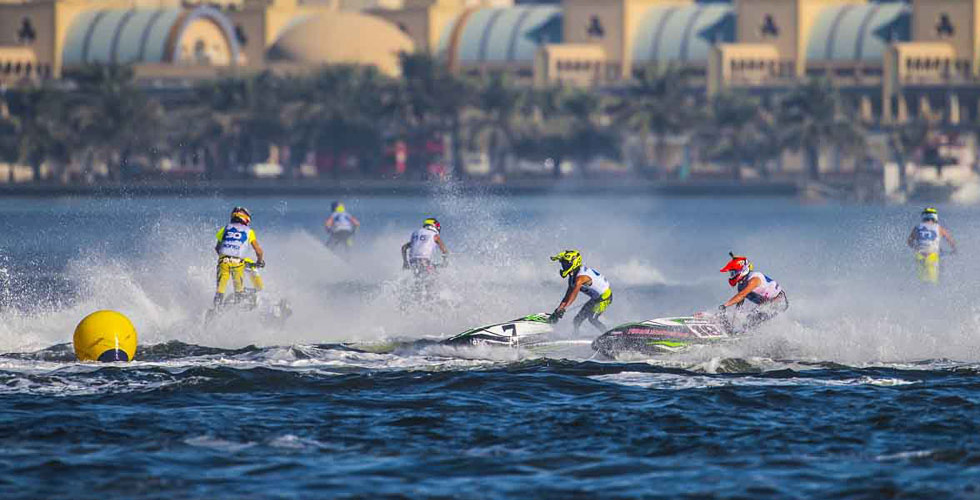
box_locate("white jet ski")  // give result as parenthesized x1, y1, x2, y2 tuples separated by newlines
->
(592, 315, 736, 357)
(442, 313, 555, 348)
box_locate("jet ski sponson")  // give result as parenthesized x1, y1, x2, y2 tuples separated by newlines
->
(592, 316, 734, 357)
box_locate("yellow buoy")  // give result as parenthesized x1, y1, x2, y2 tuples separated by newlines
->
(73, 310, 138, 362)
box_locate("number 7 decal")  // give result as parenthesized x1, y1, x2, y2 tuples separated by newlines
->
(503, 324, 517, 345)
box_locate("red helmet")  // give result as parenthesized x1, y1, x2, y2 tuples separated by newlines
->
(720, 253, 752, 287)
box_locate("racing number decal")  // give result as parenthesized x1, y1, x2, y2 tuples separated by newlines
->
(502, 324, 517, 345)
(689, 324, 721, 337)
(917, 228, 937, 241)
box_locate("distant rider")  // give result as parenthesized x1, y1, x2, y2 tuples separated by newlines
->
(324, 201, 360, 251)
(401, 218, 449, 276)
(907, 207, 956, 284)
(550, 250, 612, 334)
(214, 207, 265, 307)
(718, 253, 787, 331)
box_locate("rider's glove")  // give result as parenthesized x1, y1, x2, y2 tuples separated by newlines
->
(403, 262, 410, 270)
(441, 255, 449, 268)
(256, 260, 266, 268)
(718, 304, 727, 313)
(550, 308, 565, 323)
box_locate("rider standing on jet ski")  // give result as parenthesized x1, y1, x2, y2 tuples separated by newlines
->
(719, 253, 787, 330)
(550, 250, 612, 334)
(907, 207, 956, 284)
(324, 201, 360, 251)
(214, 207, 265, 307)
(401, 218, 449, 276)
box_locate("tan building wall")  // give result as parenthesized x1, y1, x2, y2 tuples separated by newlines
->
(535, 43, 606, 87)
(883, 42, 958, 123)
(0, 46, 41, 86)
(371, 0, 470, 53)
(708, 43, 781, 94)
(0, 1, 58, 76)
(736, 0, 862, 77)
(562, 0, 627, 78)
(911, 0, 976, 74)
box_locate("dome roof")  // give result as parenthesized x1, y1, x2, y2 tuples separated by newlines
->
(806, 2, 910, 62)
(267, 13, 414, 76)
(445, 6, 563, 65)
(62, 6, 239, 66)
(632, 3, 734, 64)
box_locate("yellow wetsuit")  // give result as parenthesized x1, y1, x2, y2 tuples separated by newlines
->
(915, 252, 940, 284)
(215, 223, 259, 296)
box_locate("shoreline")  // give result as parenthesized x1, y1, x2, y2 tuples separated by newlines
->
(0, 179, 801, 197)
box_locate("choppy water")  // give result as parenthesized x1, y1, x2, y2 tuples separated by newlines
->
(2, 192, 980, 498)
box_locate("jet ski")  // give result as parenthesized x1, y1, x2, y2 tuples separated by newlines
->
(592, 315, 735, 358)
(205, 290, 292, 328)
(442, 313, 555, 348)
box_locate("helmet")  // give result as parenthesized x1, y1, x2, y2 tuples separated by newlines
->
(331, 201, 345, 213)
(551, 250, 583, 279)
(423, 217, 441, 233)
(720, 252, 752, 287)
(231, 206, 251, 225)
(921, 207, 939, 222)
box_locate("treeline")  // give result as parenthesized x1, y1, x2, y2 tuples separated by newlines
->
(0, 54, 942, 184)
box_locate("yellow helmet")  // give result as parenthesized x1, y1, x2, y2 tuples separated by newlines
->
(331, 201, 346, 213)
(423, 218, 441, 233)
(921, 207, 938, 222)
(551, 250, 582, 278)
(231, 206, 251, 225)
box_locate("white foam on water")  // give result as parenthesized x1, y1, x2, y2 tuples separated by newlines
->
(2, 195, 980, 368)
(589, 370, 918, 390)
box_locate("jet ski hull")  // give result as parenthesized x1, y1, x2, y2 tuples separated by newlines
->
(592, 316, 733, 357)
(442, 313, 554, 348)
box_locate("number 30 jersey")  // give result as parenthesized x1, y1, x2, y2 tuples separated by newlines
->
(912, 222, 941, 254)
(216, 223, 255, 258)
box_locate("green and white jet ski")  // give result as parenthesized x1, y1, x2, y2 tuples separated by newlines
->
(592, 315, 735, 357)
(442, 313, 555, 348)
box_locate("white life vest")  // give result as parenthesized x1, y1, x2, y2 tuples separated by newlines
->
(575, 266, 610, 299)
(329, 212, 355, 232)
(216, 223, 255, 258)
(737, 271, 781, 305)
(912, 222, 941, 254)
(408, 227, 439, 260)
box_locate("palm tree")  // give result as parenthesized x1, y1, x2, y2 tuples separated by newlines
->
(887, 117, 930, 193)
(776, 79, 866, 181)
(3, 85, 73, 183)
(63, 64, 164, 181)
(397, 52, 473, 179)
(698, 91, 780, 180)
(470, 72, 523, 178)
(610, 65, 702, 176)
(511, 86, 618, 178)
(284, 65, 397, 178)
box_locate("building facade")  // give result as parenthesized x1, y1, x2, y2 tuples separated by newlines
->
(2, 0, 979, 126)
